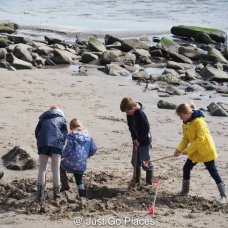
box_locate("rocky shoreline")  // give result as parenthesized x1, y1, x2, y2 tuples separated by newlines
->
(1, 21, 228, 117)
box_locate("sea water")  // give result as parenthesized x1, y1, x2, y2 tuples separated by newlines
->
(0, 0, 228, 39)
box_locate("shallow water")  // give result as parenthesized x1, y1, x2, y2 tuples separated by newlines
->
(0, 0, 228, 38)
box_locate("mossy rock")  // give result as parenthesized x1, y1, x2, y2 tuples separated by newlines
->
(0, 37, 12, 48)
(157, 37, 179, 52)
(158, 74, 180, 85)
(171, 25, 226, 43)
(88, 36, 106, 52)
(0, 22, 18, 34)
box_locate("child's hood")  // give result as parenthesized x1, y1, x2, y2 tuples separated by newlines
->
(191, 109, 205, 120)
(184, 109, 205, 124)
(39, 109, 64, 120)
(68, 130, 92, 145)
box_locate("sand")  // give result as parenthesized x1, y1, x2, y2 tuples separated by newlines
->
(0, 67, 228, 228)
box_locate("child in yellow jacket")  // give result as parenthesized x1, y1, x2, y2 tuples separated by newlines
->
(174, 103, 226, 203)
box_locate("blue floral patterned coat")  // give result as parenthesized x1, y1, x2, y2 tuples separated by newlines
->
(61, 130, 97, 172)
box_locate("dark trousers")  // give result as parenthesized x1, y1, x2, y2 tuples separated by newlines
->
(73, 172, 83, 186)
(183, 159, 222, 184)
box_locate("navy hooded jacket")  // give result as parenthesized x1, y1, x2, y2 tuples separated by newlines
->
(35, 109, 68, 149)
(126, 104, 152, 147)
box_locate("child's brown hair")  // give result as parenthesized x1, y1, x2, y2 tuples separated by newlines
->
(120, 97, 137, 112)
(176, 103, 195, 115)
(70, 118, 84, 131)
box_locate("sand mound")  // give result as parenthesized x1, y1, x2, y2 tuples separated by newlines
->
(1, 146, 37, 170)
(0, 171, 227, 220)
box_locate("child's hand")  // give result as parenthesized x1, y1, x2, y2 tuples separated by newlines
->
(174, 150, 180, 157)
(182, 151, 188, 155)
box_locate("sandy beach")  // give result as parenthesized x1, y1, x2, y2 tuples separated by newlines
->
(0, 66, 227, 228)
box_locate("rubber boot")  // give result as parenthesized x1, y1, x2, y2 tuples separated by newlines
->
(180, 179, 190, 196)
(78, 184, 86, 198)
(60, 168, 70, 192)
(217, 182, 227, 204)
(36, 184, 47, 202)
(146, 170, 153, 186)
(53, 186, 61, 199)
(135, 166, 141, 184)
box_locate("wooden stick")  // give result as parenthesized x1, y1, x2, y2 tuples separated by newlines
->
(144, 155, 174, 164)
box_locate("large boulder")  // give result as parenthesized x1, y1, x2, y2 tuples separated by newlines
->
(105, 63, 130, 76)
(207, 102, 228, 116)
(51, 49, 76, 64)
(200, 66, 228, 82)
(13, 44, 33, 63)
(171, 25, 226, 43)
(6, 53, 33, 69)
(1, 146, 37, 170)
(0, 22, 18, 34)
(157, 100, 177, 109)
(88, 36, 106, 52)
(207, 47, 228, 64)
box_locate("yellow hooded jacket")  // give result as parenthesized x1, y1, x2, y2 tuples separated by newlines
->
(176, 116, 218, 163)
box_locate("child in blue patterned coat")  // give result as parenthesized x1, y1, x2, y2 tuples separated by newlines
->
(60, 118, 97, 197)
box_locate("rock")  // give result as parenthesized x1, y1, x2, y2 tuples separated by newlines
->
(44, 36, 63, 45)
(123, 53, 136, 66)
(13, 44, 33, 63)
(7, 34, 27, 44)
(168, 51, 193, 64)
(88, 36, 106, 52)
(156, 37, 180, 52)
(132, 69, 150, 80)
(178, 46, 201, 60)
(207, 102, 228, 116)
(6, 53, 33, 69)
(35, 45, 54, 55)
(216, 86, 228, 94)
(121, 38, 149, 52)
(104, 34, 121, 45)
(195, 32, 216, 44)
(167, 61, 192, 70)
(200, 66, 228, 82)
(101, 50, 123, 64)
(157, 100, 177, 109)
(218, 102, 228, 112)
(1, 146, 37, 170)
(166, 85, 182, 95)
(207, 47, 228, 64)
(51, 49, 76, 64)
(81, 52, 99, 63)
(162, 68, 180, 78)
(0, 37, 12, 48)
(171, 25, 226, 43)
(158, 74, 180, 85)
(105, 63, 130, 76)
(185, 84, 204, 92)
(0, 22, 18, 34)
(0, 48, 7, 59)
(185, 70, 197, 80)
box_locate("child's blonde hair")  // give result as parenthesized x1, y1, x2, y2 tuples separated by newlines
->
(50, 105, 62, 110)
(70, 118, 84, 131)
(176, 103, 195, 115)
(120, 97, 137, 112)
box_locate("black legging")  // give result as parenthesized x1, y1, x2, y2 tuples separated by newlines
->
(183, 159, 223, 184)
(73, 172, 83, 186)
